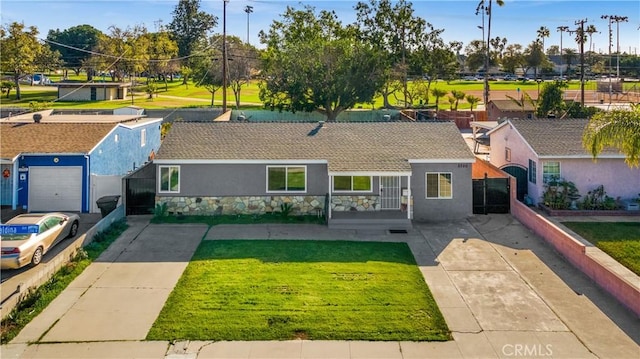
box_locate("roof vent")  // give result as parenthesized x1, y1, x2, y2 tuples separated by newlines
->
(33, 113, 42, 123)
(383, 114, 391, 121)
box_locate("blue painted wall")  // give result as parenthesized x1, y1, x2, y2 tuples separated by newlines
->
(89, 121, 161, 175)
(17, 155, 89, 212)
(1, 164, 13, 206)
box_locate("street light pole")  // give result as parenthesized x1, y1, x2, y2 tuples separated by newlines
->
(612, 16, 628, 79)
(222, 0, 229, 113)
(244, 5, 253, 45)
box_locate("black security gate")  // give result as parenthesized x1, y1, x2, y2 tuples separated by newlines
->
(125, 178, 155, 215)
(473, 176, 510, 214)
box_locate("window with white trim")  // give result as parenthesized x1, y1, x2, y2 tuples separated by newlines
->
(267, 166, 306, 192)
(425, 172, 452, 199)
(528, 159, 536, 184)
(333, 176, 372, 192)
(141, 129, 146, 147)
(542, 161, 560, 183)
(159, 165, 180, 193)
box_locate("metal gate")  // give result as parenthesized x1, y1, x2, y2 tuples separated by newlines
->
(380, 176, 401, 209)
(125, 178, 155, 215)
(473, 176, 510, 214)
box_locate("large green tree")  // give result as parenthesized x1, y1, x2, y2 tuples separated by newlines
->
(583, 105, 640, 167)
(192, 36, 223, 106)
(145, 30, 179, 89)
(46, 25, 102, 78)
(501, 43, 524, 74)
(88, 25, 149, 82)
(259, 6, 384, 122)
(524, 40, 545, 78)
(354, 0, 430, 108)
(0, 22, 42, 100)
(168, 0, 217, 59)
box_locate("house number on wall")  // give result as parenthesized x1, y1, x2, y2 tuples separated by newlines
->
(458, 164, 469, 168)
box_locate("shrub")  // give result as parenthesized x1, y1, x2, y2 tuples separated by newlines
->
(541, 176, 580, 210)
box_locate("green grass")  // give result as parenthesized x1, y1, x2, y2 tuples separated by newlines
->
(1, 78, 616, 111)
(0, 220, 128, 344)
(562, 222, 640, 276)
(147, 240, 450, 341)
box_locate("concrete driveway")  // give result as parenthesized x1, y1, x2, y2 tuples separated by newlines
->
(3, 214, 639, 359)
(9, 216, 206, 345)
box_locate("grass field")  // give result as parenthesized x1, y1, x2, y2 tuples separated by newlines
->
(1, 78, 620, 111)
(146, 240, 450, 341)
(562, 222, 640, 276)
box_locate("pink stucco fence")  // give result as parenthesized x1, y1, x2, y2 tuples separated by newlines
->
(509, 176, 640, 317)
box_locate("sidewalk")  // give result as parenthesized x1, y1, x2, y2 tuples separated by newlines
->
(2, 215, 638, 358)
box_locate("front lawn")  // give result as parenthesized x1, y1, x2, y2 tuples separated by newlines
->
(562, 222, 640, 276)
(147, 240, 450, 341)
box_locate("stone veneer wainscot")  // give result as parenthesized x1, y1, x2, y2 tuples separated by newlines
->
(156, 195, 382, 215)
(157, 195, 325, 215)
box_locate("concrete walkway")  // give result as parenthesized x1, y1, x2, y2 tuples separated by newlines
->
(2, 214, 639, 358)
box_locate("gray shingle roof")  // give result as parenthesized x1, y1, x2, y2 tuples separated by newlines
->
(509, 118, 623, 157)
(156, 122, 475, 172)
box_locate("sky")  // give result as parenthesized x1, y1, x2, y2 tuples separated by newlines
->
(1, 0, 639, 55)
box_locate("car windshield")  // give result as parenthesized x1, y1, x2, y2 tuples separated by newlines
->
(1, 234, 31, 241)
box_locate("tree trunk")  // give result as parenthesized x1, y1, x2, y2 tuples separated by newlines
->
(13, 74, 21, 100)
(211, 90, 216, 107)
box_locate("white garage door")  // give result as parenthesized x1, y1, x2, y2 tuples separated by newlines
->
(29, 166, 83, 212)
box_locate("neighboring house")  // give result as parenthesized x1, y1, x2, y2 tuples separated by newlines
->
(56, 82, 131, 101)
(0, 111, 161, 213)
(488, 118, 640, 205)
(487, 99, 536, 122)
(154, 122, 476, 228)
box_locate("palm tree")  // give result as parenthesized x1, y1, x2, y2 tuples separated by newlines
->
(585, 25, 598, 53)
(451, 90, 466, 110)
(447, 96, 456, 110)
(563, 48, 577, 76)
(431, 87, 448, 110)
(466, 94, 481, 110)
(536, 26, 550, 52)
(583, 105, 640, 167)
(476, 0, 505, 105)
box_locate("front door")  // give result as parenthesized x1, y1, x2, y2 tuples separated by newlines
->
(380, 176, 400, 209)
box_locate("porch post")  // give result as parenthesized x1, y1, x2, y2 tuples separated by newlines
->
(327, 174, 332, 220)
(407, 174, 411, 219)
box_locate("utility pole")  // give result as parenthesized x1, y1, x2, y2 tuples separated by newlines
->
(244, 5, 254, 45)
(575, 19, 587, 107)
(556, 26, 569, 80)
(222, 0, 229, 113)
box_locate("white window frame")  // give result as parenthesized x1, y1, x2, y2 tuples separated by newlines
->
(542, 161, 560, 184)
(114, 134, 119, 143)
(528, 159, 537, 184)
(332, 175, 373, 193)
(425, 172, 453, 199)
(266, 165, 307, 193)
(159, 165, 180, 193)
(141, 128, 146, 147)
